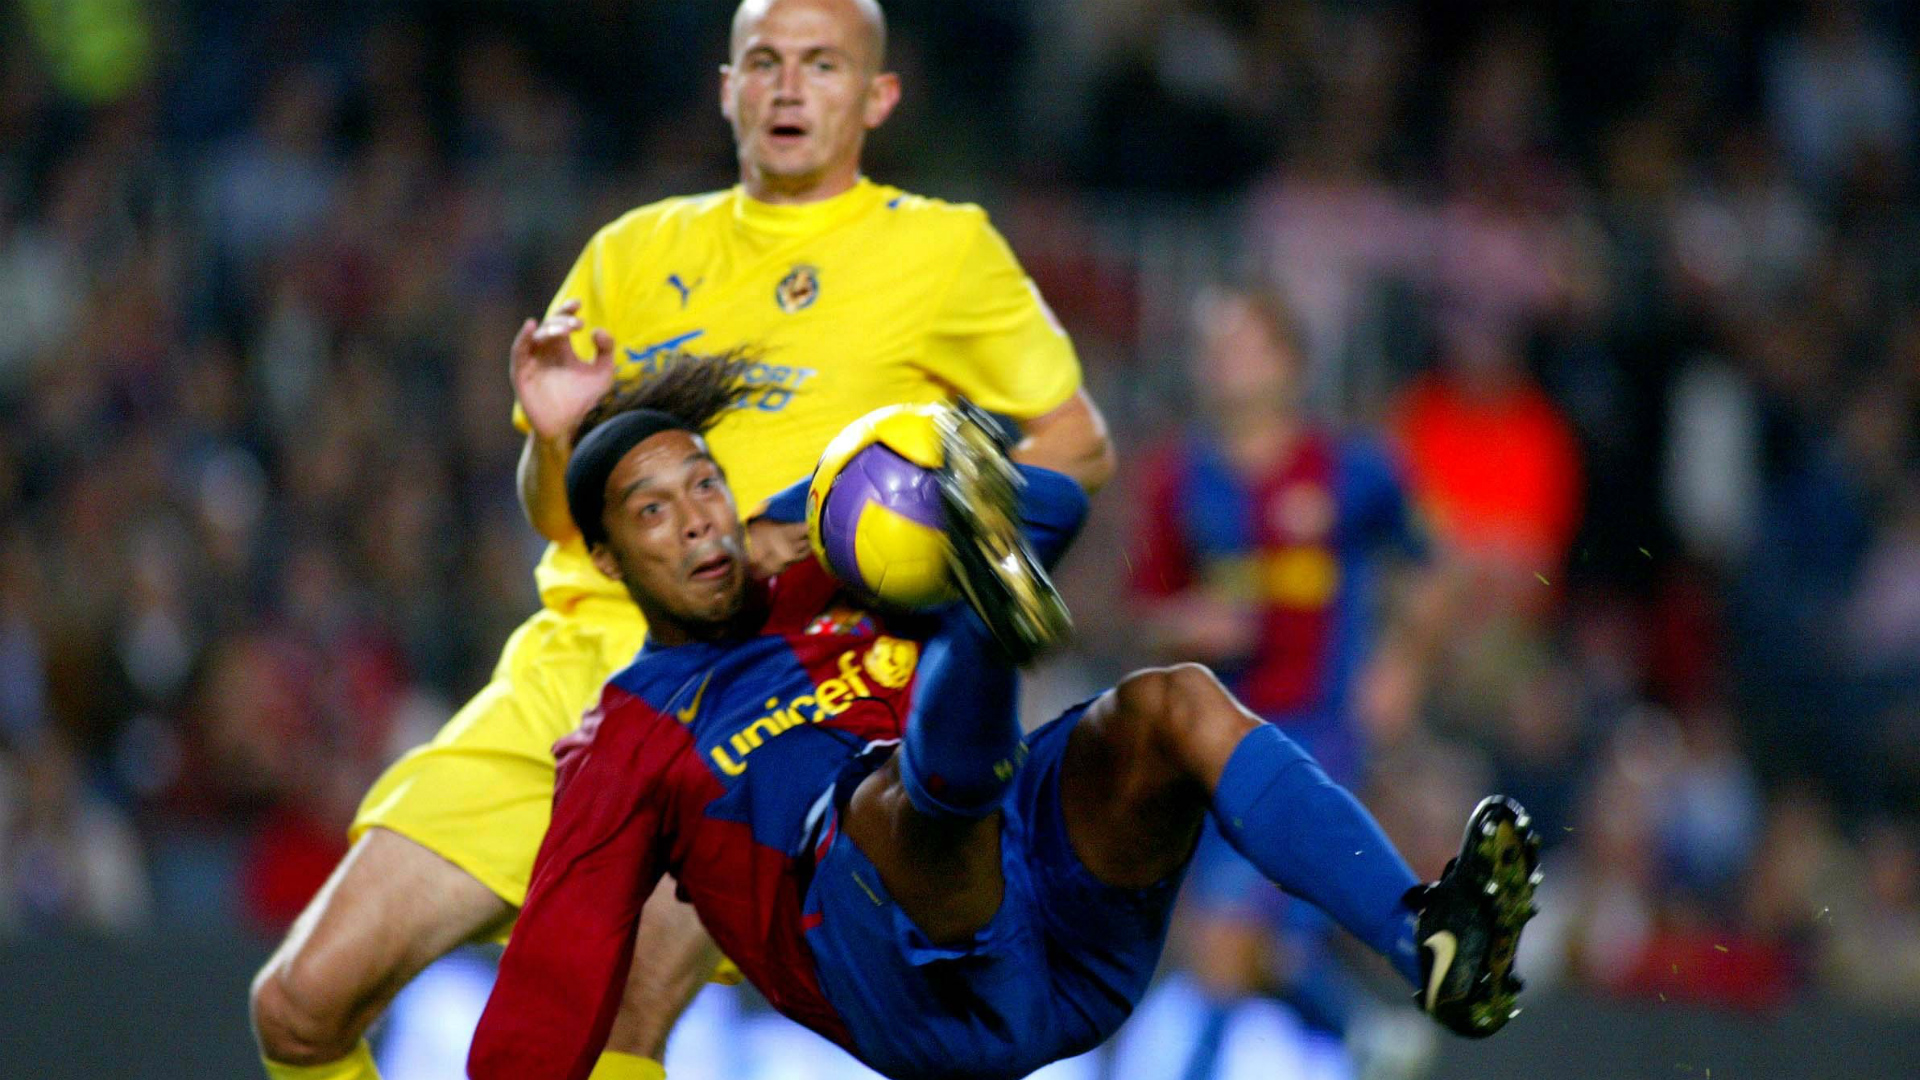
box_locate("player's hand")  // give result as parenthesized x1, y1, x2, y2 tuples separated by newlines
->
(746, 520, 811, 579)
(512, 299, 617, 441)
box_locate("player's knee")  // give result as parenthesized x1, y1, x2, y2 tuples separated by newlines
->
(1109, 663, 1203, 752)
(1114, 663, 1247, 774)
(1118, 662, 1221, 733)
(1113, 663, 1189, 724)
(250, 954, 361, 1066)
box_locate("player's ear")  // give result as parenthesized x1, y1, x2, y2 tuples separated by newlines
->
(719, 64, 736, 121)
(862, 72, 900, 130)
(589, 541, 622, 583)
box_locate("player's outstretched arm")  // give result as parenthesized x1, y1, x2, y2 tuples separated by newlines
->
(469, 700, 672, 1080)
(514, 298, 618, 543)
(1011, 388, 1115, 494)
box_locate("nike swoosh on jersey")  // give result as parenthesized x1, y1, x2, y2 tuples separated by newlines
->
(676, 672, 714, 723)
(1423, 930, 1458, 1012)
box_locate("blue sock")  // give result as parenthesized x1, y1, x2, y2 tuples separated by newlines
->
(1211, 724, 1422, 987)
(897, 605, 1022, 818)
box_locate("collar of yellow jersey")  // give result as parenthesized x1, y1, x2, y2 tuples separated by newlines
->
(732, 176, 884, 235)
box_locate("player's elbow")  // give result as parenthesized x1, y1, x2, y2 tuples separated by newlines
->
(250, 960, 361, 1066)
(1015, 390, 1117, 494)
(1027, 421, 1116, 494)
(1079, 431, 1118, 493)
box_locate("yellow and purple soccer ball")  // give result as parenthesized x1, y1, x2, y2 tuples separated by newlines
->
(807, 404, 958, 609)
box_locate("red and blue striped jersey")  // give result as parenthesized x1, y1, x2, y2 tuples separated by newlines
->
(470, 557, 922, 1080)
(1129, 428, 1427, 721)
(472, 464, 1090, 1080)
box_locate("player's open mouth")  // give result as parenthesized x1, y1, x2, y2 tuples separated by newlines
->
(767, 123, 808, 144)
(690, 553, 735, 581)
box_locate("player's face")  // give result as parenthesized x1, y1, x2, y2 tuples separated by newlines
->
(1197, 295, 1303, 421)
(590, 431, 750, 641)
(722, 0, 899, 201)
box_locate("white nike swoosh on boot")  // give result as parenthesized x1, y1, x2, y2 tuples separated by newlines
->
(1423, 930, 1458, 1012)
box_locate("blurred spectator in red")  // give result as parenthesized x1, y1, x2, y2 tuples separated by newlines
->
(1391, 309, 1582, 590)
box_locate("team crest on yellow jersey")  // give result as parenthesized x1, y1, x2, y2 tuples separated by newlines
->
(775, 264, 821, 313)
(862, 636, 919, 689)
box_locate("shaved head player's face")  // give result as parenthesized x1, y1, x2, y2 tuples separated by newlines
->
(722, 0, 899, 203)
(588, 430, 751, 644)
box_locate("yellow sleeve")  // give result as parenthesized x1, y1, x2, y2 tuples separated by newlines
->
(512, 226, 627, 433)
(918, 218, 1081, 421)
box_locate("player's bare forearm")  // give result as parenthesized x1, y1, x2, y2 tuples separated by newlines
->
(519, 430, 581, 544)
(1012, 389, 1116, 494)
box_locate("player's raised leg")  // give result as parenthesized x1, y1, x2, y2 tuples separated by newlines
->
(840, 402, 1087, 943)
(1057, 662, 1540, 1037)
(842, 601, 1023, 945)
(250, 828, 512, 1079)
(251, 596, 723, 1080)
(252, 826, 718, 1080)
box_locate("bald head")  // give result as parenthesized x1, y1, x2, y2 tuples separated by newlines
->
(721, 0, 900, 204)
(733, 0, 886, 72)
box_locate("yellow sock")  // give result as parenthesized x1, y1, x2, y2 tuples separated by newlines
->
(589, 1051, 667, 1080)
(261, 1040, 380, 1080)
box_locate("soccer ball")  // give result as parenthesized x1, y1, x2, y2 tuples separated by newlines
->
(807, 404, 957, 609)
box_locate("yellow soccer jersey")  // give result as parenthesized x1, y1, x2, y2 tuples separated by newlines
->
(521, 177, 1082, 612)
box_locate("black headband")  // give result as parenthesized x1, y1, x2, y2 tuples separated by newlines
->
(565, 409, 695, 546)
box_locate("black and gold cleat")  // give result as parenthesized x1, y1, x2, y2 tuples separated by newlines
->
(934, 400, 1072, 665)
(1406, 795, 1542, 1039)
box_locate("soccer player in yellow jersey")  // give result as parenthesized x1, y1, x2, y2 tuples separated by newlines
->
(247, 2, 1115, 1080)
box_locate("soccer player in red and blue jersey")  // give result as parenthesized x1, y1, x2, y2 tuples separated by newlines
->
(1129, 287, 1437, 1071)
(468, 355, 1537, 1080)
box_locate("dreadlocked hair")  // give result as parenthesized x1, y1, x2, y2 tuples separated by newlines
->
(573, 348, 756, 447)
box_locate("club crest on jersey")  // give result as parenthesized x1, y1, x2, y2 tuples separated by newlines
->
(775, 264, 821, 313)
(805, 605, 875, 637)
(862, 636, 919, 689)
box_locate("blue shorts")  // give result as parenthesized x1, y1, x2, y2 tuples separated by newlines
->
(801, 702, 1187, 1080)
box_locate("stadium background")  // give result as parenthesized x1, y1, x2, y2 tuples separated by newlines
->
(2, 0, 1918, 1077)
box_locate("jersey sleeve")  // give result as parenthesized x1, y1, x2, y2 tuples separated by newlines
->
(918, 217, 1081, 420)
(467, 694, 672, 1080)
(752, 476, 812, 525)
(512, 226, 628, 433)
(1016, 464, 1089, 570)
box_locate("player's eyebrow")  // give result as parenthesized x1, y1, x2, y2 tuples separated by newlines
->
(741, 43, 853, 64)
(616, 453, 720, 507)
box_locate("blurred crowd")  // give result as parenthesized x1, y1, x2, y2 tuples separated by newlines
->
(1, 0, 1917, 1026)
